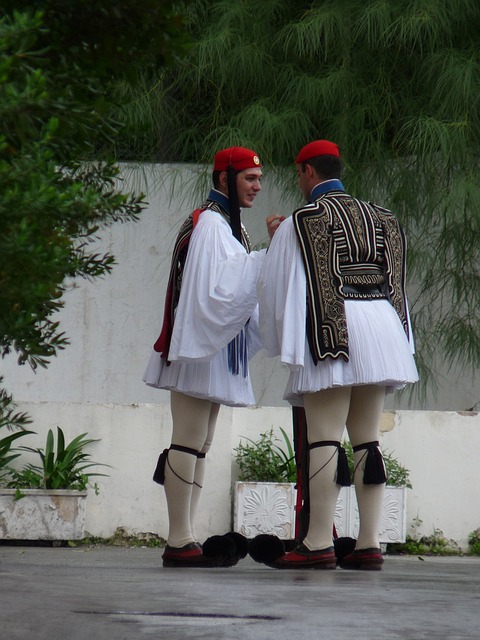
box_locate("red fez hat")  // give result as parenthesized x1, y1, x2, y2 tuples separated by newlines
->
(213, 146, 261, 172)
(296, 140, 340, 164)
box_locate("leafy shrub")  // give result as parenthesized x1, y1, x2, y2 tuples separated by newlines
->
(234, 430, 412, 488)
(234, 428, 296, 483)
(468, 529, 480, 555)
(8, 427, 108, 495)
(389, 528, 462, 556)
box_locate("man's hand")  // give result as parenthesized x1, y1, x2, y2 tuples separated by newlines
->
(266, 215, 286, 239)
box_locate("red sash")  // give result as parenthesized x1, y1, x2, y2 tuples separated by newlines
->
(153, 208, 204, 359)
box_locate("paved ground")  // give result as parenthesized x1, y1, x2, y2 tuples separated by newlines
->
(1, 545, 479, 639)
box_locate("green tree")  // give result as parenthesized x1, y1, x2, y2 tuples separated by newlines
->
(115, 0, 480, 398)
(0, 2, 189, 423)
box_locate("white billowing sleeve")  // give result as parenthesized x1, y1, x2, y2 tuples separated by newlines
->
(257, 216, 307, 368)
(168, 210, 266, 361)
(245, 305, 262, 359)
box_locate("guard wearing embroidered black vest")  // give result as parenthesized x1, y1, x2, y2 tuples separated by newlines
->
(257, 140, 419, 570)
(143, 147, 278, 567)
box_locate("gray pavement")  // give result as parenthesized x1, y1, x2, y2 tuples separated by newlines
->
(1, 545, 479, 639)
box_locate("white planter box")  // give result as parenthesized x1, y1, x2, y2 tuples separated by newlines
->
(0, 489, 87, 541)
(233, 482, 296, 540)
(234, 482, 407, 543)
(335, 486, 408, 543)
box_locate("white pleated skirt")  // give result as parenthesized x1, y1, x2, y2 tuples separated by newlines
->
(143, 346, 256, 407)
(284, 299, 419, 406)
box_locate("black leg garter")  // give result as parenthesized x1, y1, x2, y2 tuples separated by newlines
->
(353, 440, 387, 485)
(309, 440, 351, 487)
(153, 444, 204, 485)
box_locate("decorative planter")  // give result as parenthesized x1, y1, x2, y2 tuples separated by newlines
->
(233, 481, 296, 540)
(0, 489, 88, 541)
(234, 482, 407, 543)
(335, 486, 408, 543)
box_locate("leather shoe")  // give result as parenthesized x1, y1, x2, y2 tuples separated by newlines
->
(267, 543, 336, 570)
(162, 542, 226, 568)
(339, 547, 384, 571)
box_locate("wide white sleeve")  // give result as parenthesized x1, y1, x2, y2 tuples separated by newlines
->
(169, 210, 266, 361)
(245, 305, 262, 360)
(257, 216, 307, 367)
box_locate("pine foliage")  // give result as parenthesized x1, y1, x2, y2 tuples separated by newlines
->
(111, 0, 480, 395)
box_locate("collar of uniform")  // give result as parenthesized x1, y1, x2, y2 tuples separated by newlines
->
(207, 188, 230, 214)
(309, 179, 345, 202)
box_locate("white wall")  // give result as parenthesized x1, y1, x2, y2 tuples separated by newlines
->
(380, 409, 480, 548)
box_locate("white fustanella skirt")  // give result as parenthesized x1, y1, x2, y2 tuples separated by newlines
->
(283, 299, 419, 406)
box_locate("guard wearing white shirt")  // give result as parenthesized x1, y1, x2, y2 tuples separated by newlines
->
(257, 140, 418, 570)
(143, 147, 272, 567)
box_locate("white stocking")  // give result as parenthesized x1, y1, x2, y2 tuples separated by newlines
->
(163, 447, 197, 548)
(190, 403, 219, 537)
(302, 388, 351, 550)
(164, 392, 218, 547)
(346, 385, 386, 550)
(304, 444, 342, 550)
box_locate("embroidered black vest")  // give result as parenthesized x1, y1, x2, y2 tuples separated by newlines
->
(292, 191, 409, 363)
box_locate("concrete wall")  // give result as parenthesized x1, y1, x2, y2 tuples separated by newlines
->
(2, 163, 480, 549)
(8, 401, 480, 551)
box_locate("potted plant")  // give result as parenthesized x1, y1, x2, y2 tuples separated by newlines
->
(0, 426, 107, 541)
(233, 428, 297, 540)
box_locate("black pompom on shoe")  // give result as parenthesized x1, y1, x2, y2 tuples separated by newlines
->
(333, 536, 357, 564)
(248, 534, 285, 565)
(224, 531, 249, 560)
(203, 531, 248, 567)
